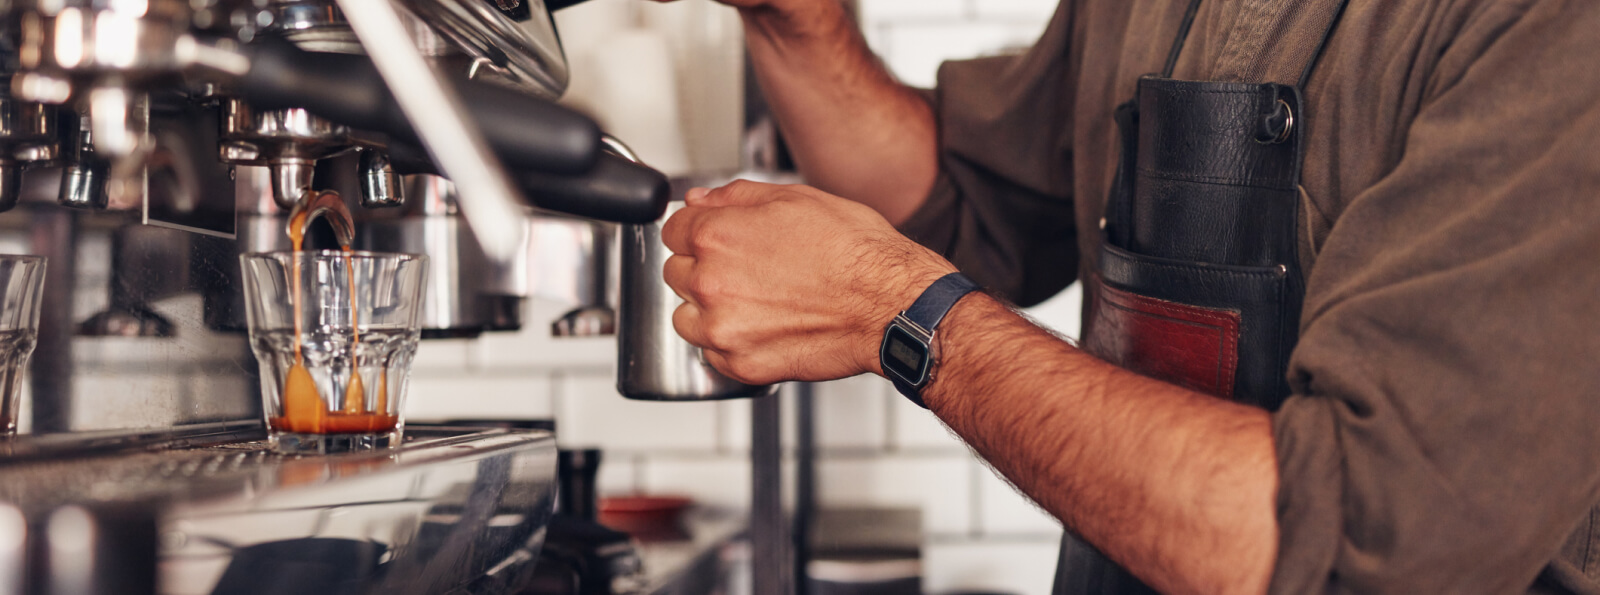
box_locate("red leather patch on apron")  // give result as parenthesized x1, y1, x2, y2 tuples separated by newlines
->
(1086, 279, 1241, 399)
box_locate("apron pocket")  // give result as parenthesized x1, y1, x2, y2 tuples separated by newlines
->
(1088, 276, 1241, 399)
(1130, 177, 1299, 267)
(1087, 242, 1298, 409)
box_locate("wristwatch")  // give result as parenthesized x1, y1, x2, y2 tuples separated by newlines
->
(880, 272, 981, 408)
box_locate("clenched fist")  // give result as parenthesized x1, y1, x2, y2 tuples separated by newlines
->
(660, 181, 956, 385)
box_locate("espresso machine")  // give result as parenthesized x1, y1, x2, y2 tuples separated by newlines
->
(0, 0, 675, 590)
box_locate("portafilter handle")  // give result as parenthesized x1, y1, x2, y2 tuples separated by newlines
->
(514, 138, 669, 224)
(233, 36, 601, 177)
(235, 37, 670, 225)
(386, 138, 672, 225)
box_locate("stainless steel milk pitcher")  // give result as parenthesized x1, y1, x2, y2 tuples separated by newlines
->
(617, 181, 776, 401)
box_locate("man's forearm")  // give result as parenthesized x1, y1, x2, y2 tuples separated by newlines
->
(919, 294, 1280, 595)
(739, 5, 938, 225)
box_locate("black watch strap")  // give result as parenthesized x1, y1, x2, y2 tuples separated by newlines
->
(888, 273, 981, 407)
(904, 273, 981, 332)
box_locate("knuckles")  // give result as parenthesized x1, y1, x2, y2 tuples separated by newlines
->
(684, 268, 728, 305)
(713, 352, 779, 386)
(699, 314, 746, 354)
(686, 217, 730, 255)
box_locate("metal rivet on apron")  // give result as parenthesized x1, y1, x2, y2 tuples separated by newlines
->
(1255, 99, 1295, 145)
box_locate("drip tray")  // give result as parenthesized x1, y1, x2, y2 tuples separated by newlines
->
(0, 424, 559, 595)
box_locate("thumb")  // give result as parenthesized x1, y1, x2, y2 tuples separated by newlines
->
(688, 180, 782, 208)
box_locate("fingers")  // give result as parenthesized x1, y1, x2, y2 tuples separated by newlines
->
(669, 180, 801, 255)
(699, 346, 787, 387)
(690, 179, 784, 208)
(662, 254, 697, 304)
(698, 348, 736, 381)
(660, 205, 710, 256)
(685, 187, 712, 205)
(671, 302, 711, 349)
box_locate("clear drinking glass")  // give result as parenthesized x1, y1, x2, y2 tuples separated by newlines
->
(0, 256, 44, 437)
(241, 251, 427, 454)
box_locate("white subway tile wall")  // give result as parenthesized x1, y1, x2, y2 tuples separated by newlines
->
(641, 455, 755, 509)
(860, 0, 1056, 89)
(404, 1, 1070, 592)
(406, 374, 554, 421)
(813, 374, 891, 451)
(554, 373, 722, 452)
(924, 538, 1064, 595)
(819, 454, 976, 535)
(888, 393, 971, 453)
(977, 460, 1064, 535)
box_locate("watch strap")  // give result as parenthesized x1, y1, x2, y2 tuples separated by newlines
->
(890, 374, 927, 408)
(903, 273, 982, 333)
(888, 273, 981, 408)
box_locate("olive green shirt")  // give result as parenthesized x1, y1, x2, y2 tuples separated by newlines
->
(899, 0, 1600, 592)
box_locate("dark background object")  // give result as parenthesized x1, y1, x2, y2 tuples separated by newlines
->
(559, 448, 602, 521)
(209, 538, 386, 595)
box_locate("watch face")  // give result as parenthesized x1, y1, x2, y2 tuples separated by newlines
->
(881, 325, 930, 385)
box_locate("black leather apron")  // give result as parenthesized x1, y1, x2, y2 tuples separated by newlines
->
(1056, 0, 1349, 592)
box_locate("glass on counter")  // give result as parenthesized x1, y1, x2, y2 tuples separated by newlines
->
(0, 255, 44, 437)
(241, 251, 427, 454)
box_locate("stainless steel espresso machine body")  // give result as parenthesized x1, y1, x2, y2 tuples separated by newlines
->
(0, 0, 675, 590)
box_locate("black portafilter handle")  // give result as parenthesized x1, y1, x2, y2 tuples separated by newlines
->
(387, 141, 671, 224)
(233, 35, 601, 176)
(557, 449, 602, 522)
(517, 151, 672, 224)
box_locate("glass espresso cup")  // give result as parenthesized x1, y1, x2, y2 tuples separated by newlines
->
(0, 256, 45, 437)
(241, 251, 427, 454)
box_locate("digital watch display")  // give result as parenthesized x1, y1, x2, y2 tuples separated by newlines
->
(880, 318, 932, 386)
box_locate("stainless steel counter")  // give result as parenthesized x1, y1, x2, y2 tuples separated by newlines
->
(636, 507, 748, 595)
(0, 424, 558, 595)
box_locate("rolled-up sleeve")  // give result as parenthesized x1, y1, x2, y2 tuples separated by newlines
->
(1270, 1, 1600, 592)
(899, 4, 1081, 307)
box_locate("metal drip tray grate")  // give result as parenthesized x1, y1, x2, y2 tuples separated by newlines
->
(0, 425, 541, 510)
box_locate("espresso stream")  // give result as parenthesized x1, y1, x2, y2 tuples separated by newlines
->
(271, 206, 395, 435)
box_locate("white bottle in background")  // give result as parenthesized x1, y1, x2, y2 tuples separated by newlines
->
(639, 0, 744, 174)
(551, 0, 743, 176)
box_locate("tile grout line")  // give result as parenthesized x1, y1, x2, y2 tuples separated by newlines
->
(632, 453, 648, 494)
(549, 369, 566, 438)
(925, 531, 1063, 545)
(714, 397, 728, 454)
(969, 457, 984, 539)
(883, 381, 901, 453)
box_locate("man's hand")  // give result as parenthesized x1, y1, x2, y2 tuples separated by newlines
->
(641, 0, 834, 35)
(660, 180, 955, 385)
(644, 0, 770, 9)
(639, 0, 938, 225)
